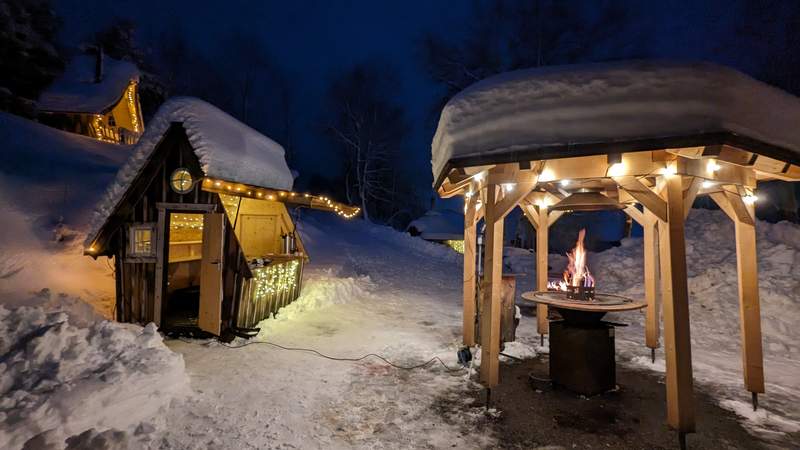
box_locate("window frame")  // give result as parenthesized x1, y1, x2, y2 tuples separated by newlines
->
(127, 222, 157, 262)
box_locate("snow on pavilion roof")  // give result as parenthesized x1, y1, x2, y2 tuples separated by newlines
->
(38, 55, 140, 114)
(431, 60, 800, 185)
(85, 97, 293, 246)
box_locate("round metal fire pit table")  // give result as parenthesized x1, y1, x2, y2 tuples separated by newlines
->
(521, 291, 647, 396)
(521, 291, 646, 324)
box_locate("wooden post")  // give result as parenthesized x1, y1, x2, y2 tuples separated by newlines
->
(711, 189, 765, 397)
(658, 175, 695, 433)
(480, 185, 504, 388)
(734, 202, 765, 396)
(643, 209, 660, 352)
(463, 195, 478, 346)
(536, 205, 550, 337)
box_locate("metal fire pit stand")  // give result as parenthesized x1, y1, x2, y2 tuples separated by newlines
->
(522, 291, 646, 396)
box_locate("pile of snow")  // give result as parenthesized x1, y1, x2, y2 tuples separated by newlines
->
(38, 55, 140, 114)
(431, 60, 800, 180)
(86, 97, 294, 246)
(0, 300, 189, 449)
(406, 209, 464, 241)
(256, 270, 375, 336)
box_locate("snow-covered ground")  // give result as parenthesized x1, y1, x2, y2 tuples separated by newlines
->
(2, 205, 799, 448)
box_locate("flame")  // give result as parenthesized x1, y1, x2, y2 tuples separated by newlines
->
(547, 229, 595, 291)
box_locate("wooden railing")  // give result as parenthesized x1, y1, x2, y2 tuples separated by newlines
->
(235, 255, 304, 328)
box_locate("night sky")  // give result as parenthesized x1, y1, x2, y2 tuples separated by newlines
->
(52, 0, 799, 212)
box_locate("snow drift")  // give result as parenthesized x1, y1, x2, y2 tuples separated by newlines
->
(0, 300, 189, 449)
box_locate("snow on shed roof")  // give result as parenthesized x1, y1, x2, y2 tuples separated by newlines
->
(85, 97, 294, 245)
(38, 55, 140, 114)
(407, 209, 464, 241)
(431, 60, 800, 184)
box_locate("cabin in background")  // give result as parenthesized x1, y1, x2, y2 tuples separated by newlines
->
(407, 209, 465, 253)
(84, 97, 357, 336)
(38, 50, 144, 145)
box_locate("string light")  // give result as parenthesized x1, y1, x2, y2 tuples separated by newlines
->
(539, 169, 556, 182)
(662, 164, 677, 177)
(560, 179, 571, 187)
(702, 180, 716, 189)
(252, 260, 300, 299)
(743, 194, 759, 205)
(125, 81, 141, 133)
(706, 159, 721, 173)
(608, 163, 626, 177)
(473, 171, 485, 182)
(502, 183, 515, 193)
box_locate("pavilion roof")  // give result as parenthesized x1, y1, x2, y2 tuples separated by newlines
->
(431, 60, 800, 187)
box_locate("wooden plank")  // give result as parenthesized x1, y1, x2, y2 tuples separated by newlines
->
(613, 176, 668, 222)
(723, 187, 756, 225)
(683, 177, 702, 219)
(709, 192, 737, 222)
(153, 208, 166, 326)
(463, 195, 478, 346)
(521, 202, 539, 229)
(643, 209, 660, 350)
(199, 213, 224, 335)
(536, 205, 549, 336)
(623, 205, 646, 226)
(659, 175, 695, 432)
(156, 202, 217, 212)
(479, 185, 504, 388)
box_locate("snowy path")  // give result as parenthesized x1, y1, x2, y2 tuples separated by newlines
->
(158, 214, 494, 449)
(155, 211, 800, 449)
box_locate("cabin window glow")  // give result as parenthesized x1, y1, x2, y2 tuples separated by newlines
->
(128, 223, 156, 258)
(171, 168, 194, 194)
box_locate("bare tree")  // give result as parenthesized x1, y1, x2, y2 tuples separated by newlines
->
(323, 63, 408, 222)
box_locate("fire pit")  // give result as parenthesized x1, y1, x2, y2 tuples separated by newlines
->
(522, 229, 646, 395)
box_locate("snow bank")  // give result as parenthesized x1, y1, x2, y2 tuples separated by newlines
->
(431, 60, 800, 181)
(86, 97, 294, 246)
(256, 270, 375, 336)
(0, 301, 189, 449)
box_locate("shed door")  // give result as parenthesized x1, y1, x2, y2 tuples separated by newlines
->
(240, 214, 278, 257)
(199, 213, 224, 335)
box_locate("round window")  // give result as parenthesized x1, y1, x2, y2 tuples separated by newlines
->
(170, 168, 194, 194)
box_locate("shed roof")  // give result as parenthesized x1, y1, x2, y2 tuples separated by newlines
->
(431, 60, 800, 186)
(38, 55, 140, 114)
(85, 97, 293, 246)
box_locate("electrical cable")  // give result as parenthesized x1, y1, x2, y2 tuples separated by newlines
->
(175, 337, 466, 374)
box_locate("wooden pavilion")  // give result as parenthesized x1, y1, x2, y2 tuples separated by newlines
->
(432, 61, 800, 437)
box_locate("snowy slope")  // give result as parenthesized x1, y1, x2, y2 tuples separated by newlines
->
(0, 112, 128, 315)
(86, 97, 294, 246)
(406, 208, 464, 240)
(431, 60, 800, 180)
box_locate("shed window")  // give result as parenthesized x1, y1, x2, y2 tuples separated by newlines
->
(129, 223, 156, 258)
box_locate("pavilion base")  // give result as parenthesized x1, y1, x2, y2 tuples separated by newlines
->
(550, 320, 615, 396)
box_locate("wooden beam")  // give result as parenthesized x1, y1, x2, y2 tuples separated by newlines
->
(659, 175, 695, 433)
(613, 176, 668, 222)
(547, 209, 566, 227)
(683, 177, 702, 219)
(709, 192, 737, 222)
(480, 185, 504, 388)
(521, 201, 539, 229)
(733, 200, 766, 396)
(152, 208, 166, 326)
(463, 195, 478, 346)
(536, 205, 550, 337)
(723, 186, 756, 225)
(495, 182, 537, 219)
(643, 209, 660, 350)
(623, 204, 646, 226)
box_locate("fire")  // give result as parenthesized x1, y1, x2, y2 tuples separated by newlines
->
(548, 229, 595, 291)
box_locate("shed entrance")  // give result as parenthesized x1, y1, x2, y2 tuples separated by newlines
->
(164, 211, 223, 335)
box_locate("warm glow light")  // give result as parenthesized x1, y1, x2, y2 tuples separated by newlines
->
(707, 159, 721, 173)
(502, 183, 515, 193)
(608, 163, 626, 177)
(743, 194, 759, 205)
(473, 171, 485, 182)
(464, 191, 474, 198)
(537, 198, 550, 208)
(702, 180, 716, 189)
(539, 169, 555, 182)
(560, 179, 571, 187)
(662, 164, 677, 177)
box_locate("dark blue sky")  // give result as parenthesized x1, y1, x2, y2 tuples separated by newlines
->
(56, 1, 471, 197)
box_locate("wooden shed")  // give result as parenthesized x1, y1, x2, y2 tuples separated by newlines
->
(84, 97, 357, 336)
(432, 61, 800, 439)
